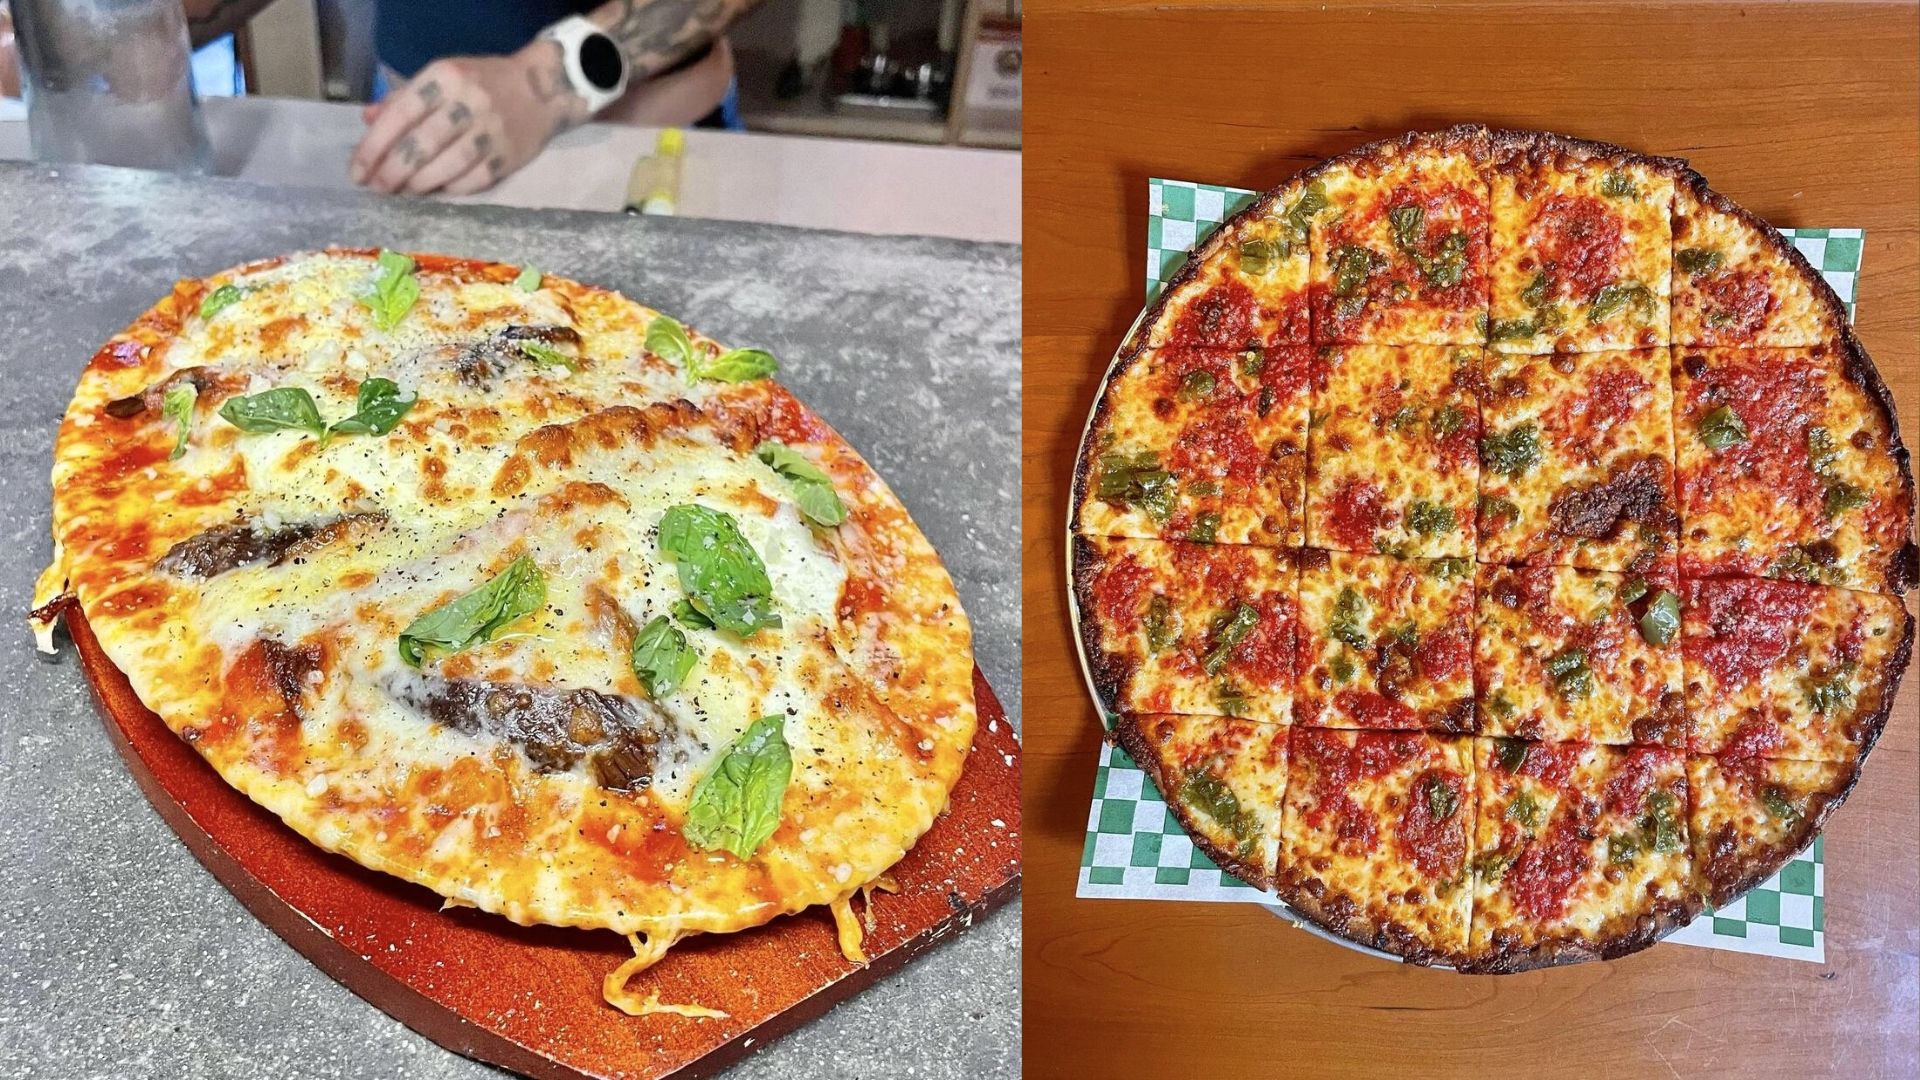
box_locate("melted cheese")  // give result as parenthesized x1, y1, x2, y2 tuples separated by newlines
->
(1125, 713, 1289, 882)
(1671, 183, 1837, 347)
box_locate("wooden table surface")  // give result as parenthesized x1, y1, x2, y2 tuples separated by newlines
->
(1021, 3, 1920, 1077)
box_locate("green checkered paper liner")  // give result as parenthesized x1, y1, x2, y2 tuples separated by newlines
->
(1077, 176, 1867, 965)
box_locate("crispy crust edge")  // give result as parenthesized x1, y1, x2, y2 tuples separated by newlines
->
(1692, 757, 1861, 910)
(1109, 714, 1279, 894)
(1069, 535, 1129, 718)
(1268, 863, 1469, 969)
(1456, 891, 1705, 975)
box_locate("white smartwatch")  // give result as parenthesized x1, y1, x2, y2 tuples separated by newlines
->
(538, 15, 630, 114)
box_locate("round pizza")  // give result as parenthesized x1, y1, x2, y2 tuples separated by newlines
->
(31, 249, 976, 1013)
(1069, 127, 1914, 972)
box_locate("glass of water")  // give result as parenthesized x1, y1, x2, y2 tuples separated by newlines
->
(10, 0, 212, 172)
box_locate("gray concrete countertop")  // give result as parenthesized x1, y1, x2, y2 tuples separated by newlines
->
(0, 161, 1020, 1080)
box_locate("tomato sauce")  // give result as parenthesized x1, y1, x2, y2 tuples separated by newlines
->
(1335, 689, 1421, 729)
(1699, 268, 1777, 339)
(1385, 180, 1490, 310)
(1528, 194, 1625, 301)
(1397, 769, 1467, 880)
(1505, 817, 1589, 922)
(1169, 279, 1262, 349)
(1168, 412, 1264, 491)
(1227, 594, 1298, 689)
(1564, 363, 1650, 435)
(1319, 478, 1390, 553)
(1717, 719, 1787, 759)
(1683, 577, 1821, 691)
(1515, 740, 1583, 790)
(1681, 353, 1827, 522)
(755, 385, 833, 445)
(1415, 623, 1471, 684)
(1092, 553, 1154, 627)
(1603, 746, 1674, 815)
(1294, 729, 1426, 852)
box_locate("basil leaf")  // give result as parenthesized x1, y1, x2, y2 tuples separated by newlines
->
(516, 340, 579, 372)
(631, 614, 697, 698)
(1698, 405, 1748, 450)
(327, 377, 417, 437)
(682, 715, 792, 860)
(397, 555, 547, 667)
(1481, 422, 1542, 477)
(671, 597, 715, 630)
(218, 386, 327, 439)
(690, 347, 780, 384)
(657, 504, 782, 637)
(1675, 248, 1723, 276)
(756, 440, 847, 527)
(161, 382, 196, 461)
(358, 248, 421, 332)
(199, 283, 250, 321)
(645, 314, 694, 367)
(1639, 589, 1681, 647)
(514, 266, 542, 292)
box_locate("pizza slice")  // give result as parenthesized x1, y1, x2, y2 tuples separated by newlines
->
(1307, 128, 1491, 345)
(1670, 174, 1845, 347)
(1141, 177, 1321, 353)
(1075, 341, 1316, 546)
(1687, 755, 1855, 907)
(1113, 713, 1290, 886)
(1304, 344, 1481, 559)
(1476, 347, 1678, 572)
(1681, 575, 1911, 761)
(1273, 728, 1475, 964)
(1295, 549, 1474, 733)
(1474, 562, 1686, 746)
(1072, 536, 1300, 725)
(1465, 740, 1696, 971)
(1673, 343, 1917, 595)
(1487, 134, 1677, 353)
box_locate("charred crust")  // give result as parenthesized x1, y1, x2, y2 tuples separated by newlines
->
(1457, 893, 1702, 974)
(1694, 760, 1859, 909)
(1111, 715, 1276, 893)
(1069, 535, 1130, 715)
(1486, 128, 1690, 180)
(1830, 332, 1918, 596)
(1268, 860, 1467, 968)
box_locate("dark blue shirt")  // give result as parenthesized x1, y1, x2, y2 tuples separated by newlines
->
(376, 0, 600, 77)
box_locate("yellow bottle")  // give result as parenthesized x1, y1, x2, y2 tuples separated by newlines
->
(625, 128, 685, 216)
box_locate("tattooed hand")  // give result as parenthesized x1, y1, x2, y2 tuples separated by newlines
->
(350, 41, 588, 195)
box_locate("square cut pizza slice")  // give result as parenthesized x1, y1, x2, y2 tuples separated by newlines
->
(1305, 344, 1481, 559)
(1674, 344, 1917, 595)
(1076, 342, 1316, 546)
(1681, 575, 1910, 762)
(1476, 347, 1678, 572)
(1142, 177, 1322, 353)
(1114, 713, 1290, 886)
(1671, 175, 1844, 347)
(1487, 137, 1676, 353)
(1687, 755, 1855, 908)
(1307, 129, 1491, 345)
(1465, 740, 1696, 971)
(1474, 563, 1686, 747)
(1295, 549, 1475, 733)
(1274, 728, 1476, 964)
(1072, 536, 1300, 725)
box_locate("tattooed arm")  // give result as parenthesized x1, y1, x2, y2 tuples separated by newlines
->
(352, 0, 765, 196)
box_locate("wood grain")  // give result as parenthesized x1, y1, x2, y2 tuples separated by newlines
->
(1020, 3, 1919, 1077)
(68, 607, 1021, 1080)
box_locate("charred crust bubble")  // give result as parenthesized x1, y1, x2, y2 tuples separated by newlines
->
(1547, 456, 1675, 541)
(154, 512, 386, 579)
(384, 671, 665, 792)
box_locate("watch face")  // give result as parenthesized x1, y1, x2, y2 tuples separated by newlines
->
(580, 32, 625, 92)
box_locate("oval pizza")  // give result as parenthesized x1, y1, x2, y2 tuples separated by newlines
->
(1070, 127, 1914, 972)
(32, 249, 976, 1013)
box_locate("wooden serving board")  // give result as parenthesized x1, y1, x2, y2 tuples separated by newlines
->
(67, 608, 1021, 1080)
